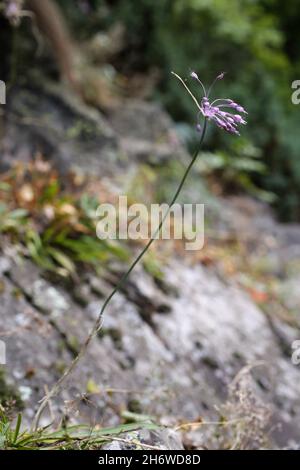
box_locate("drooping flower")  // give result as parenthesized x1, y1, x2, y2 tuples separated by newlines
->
(172, 70, 247, 136)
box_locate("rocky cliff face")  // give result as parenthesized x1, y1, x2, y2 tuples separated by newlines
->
(1, 83, 300, 449)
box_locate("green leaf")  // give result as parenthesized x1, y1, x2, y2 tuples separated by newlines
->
(40, 180, 59, 202)
(0, 182, 11, 192)
(8, 209, 29, 219)
(0, 202, 8, 215)
(13, 414, 22, 444)
(47, 247, 76, 274)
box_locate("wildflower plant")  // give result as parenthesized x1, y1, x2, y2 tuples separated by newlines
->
(173, 71, 247, 136)
(33, 71, 247, 428)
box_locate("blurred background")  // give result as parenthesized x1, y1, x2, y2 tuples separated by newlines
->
(1, 0, 300, 219)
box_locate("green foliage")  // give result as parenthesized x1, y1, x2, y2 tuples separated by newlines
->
(0, 371, 24, 414)
(0, 407, 159, 449)
(0, 204, 28, 232)
(0, 161, 130, 277)
(196, 139, 276, 202)
(143, 253, 164, 281)
(104, 0, 299, 219)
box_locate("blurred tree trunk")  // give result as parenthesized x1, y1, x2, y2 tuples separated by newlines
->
(26, 0, 78, 88)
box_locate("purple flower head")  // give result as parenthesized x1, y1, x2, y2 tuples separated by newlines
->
(4, 0, 23, 26)
(172, 71, 247, 136)
(217, 72, 226, 80)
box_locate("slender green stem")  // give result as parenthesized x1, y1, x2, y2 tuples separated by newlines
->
(32, 119, 207, 431)
(98, 119, 207, 317)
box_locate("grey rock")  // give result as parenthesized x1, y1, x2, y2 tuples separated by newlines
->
(109, 100, 186, 165)
(101, 428, 183, 450)
(278, 276, 300, 310)
(2, 85, 300, 449)
(101, 441, 127, 450)
(0, 256, 11, 275)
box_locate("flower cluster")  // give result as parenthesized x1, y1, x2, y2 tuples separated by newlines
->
(200, 96, 247, 135)
(172, 70, 247, 136)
